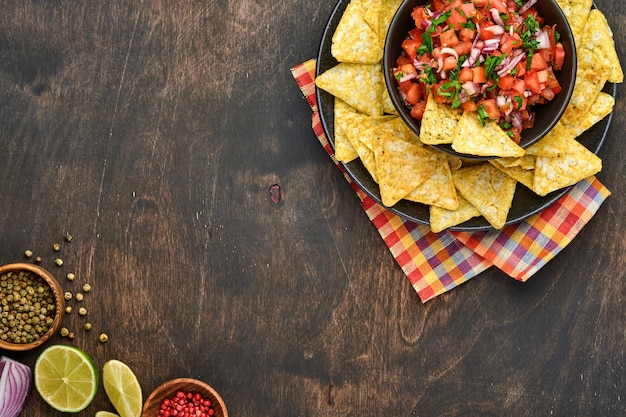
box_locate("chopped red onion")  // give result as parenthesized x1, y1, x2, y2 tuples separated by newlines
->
(519, 0, 538, 14)
(497, 51, 526, 76)
(490, 8, 504, 26)
(399, 73, 417, 83)
(440, 47, 459, 59)
(535, 30, 551, 49)
(484, 25, 505, 36)
(0, 357, 30, 417)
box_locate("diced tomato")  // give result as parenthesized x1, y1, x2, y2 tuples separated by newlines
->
(540, 86, 555, 101)
(400, 64, 418, 78)
(529, 52, 548, 71)
(440, 28, 459, 47)
(410, 101, 427, 120)
(511, 79, 526, 94)
(408, 27, 423, 40)
(471, 0, 489, 7)
(489, 0, 509, 14)
(432, 0, 448, 12)
(509, 127, 521, 144)
(515, 61, 527, 77)
(396, 56, 412, 67)
(459, 67, 474, 83)
(459, 2, 476, 17)
(461, 100, 478, 112)
(411, 6, 429, 28)
(479, 22, 498, 40)
(447, 8, 467, 31)
(553, 43, 565, 70)
(459, 27, 476, 42)
(497, 75, 515, 91)
(472, 66, 486, 83)
(402, 39, 422, 61)
(405, 83, 423, 105)
(525, 71, 543, 94)
(479, 98, 500, 120)
(511, 91, 527, 110)
(442, 56, 458, 71)
(397, 79, 413, 94)
(500, 33, 522, 54)
(453, 41, 473, 56)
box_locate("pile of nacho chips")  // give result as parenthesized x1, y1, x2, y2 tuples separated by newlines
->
(315, 0, 622, 231)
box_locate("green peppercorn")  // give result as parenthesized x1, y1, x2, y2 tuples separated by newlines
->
(54, 258, 63, 267)
(78, 307, 87, 316)
(99, 333, 108, 343)
(60, 327, 69, 337)
(64, 292, 72, 301)
(75, 293, 84, 302)
(65, 306, 72, 314)
(52, 243, 61, 252)
(84, 323, 92, 331)
(82, 284, 91, 293)
(66, 273, 75, 281)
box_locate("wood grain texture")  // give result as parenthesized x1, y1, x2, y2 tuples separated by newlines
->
(0, 0, 624, 416)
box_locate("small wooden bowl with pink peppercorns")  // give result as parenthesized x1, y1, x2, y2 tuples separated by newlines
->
(142, 378, 228, 417)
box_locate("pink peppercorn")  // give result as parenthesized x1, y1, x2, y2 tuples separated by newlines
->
(158, 390, 217, 417)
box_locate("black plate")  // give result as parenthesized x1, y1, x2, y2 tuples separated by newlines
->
(315, 0, 615, 231)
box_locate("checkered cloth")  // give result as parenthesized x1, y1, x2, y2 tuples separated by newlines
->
(291, 59, 611, 302)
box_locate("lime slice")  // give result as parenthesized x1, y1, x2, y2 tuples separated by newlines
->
(103, 359, 143, 417)
(96, 412, 121, 417)
(34, 344, 98, 412)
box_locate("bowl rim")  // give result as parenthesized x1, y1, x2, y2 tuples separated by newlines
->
(142, 377, 228, 417)
(382, 0, 578, 160)
(0, 262, 65, 351)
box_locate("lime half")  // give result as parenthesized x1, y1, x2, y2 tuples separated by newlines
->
(34, 344, 98, 412)
(103, 359, 143, 417)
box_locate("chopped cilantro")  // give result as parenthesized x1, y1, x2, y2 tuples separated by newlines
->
(477, 104, 489, 127)
(513, 95, 523, 109)
(484, 54, 507, 80)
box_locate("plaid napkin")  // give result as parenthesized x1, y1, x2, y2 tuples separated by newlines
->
(291, 59, 611, 303)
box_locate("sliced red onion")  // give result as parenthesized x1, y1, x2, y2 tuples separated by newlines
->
(0, 357, 30, 417)
(484, 25, 505, 36)
(462, 47, 482, 67)
(462, 81, 479, 96)
(490, 8, 504, 26)
(399, 73, 417, 83)
(535, 30, 551, 49)
(440, 47, 459, 59)
(497, 51, 526, 76)
(519, 0, 538, 14)
(510, 111, 523, 131)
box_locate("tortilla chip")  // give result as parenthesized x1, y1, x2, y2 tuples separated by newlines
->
(333, 99, 359, 163)
(429, 194, 481, 233)
(494, 155, 535, 170)
(379, 0, 404, 46)
(555, 0, 592, 43)
(490, 159, 535, 190)
(565, 92, 615, 137)
(331, 0, 383, 64)
(451, 111, 525, 157)
(452, 163, 517, 229)
(373, 132, 438, 206)
(532, 138, 602, 196)
(382, 87, 398, 115)
(315, 63, 384, 116)
(525, 122, 576, 157)
(405, 152, 459, 210)
(364, 0, 383, 41)
(579, 9, 623, 83)
(561, 48, 608, 126)
(420, 93, 463, 145)
(361, 117, 418, 151)
(446, 155, 463, 170)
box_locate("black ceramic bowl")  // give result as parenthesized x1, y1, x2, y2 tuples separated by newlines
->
(383, 0, 577, 160)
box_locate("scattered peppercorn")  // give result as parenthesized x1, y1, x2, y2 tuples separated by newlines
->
(64, 292, 72, 301)
(54, 258, 63, 267)
(84, 322, 92, 331)
(99, 333, 108, 343)
(65, 306, 72, 314)
(60, 327, 70, 337)
(78, 307, 87, 316)
(65, 233, 73, 242)
(34, 257, 42, 264)
(66, 273, 75, 281)
(52, 243, 61, 252)
(82, 284, 91, 293)
(75, 293, 84, 302)
(68, 332, 75, 340)
(24, 250, 33, 259)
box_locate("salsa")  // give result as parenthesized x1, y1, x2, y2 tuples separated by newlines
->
(392, 0, 566, 143)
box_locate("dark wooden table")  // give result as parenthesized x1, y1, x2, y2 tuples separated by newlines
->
(0, 1, 624, 416)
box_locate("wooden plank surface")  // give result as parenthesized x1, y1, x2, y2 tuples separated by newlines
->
(0, 0, 624, 415)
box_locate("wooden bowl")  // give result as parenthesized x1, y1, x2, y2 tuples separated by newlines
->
(142, 378, 228, 417)
(0, 263, 65, 351)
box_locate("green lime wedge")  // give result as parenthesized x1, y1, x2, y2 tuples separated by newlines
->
(34, 344, 98, 413)
(96, 412, 121, 417)
(103, 359, 143, 417)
